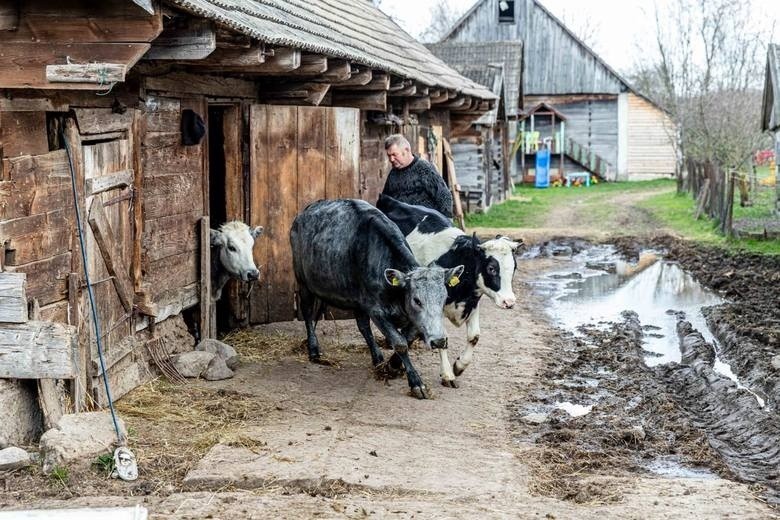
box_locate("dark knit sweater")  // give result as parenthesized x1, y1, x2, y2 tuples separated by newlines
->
(380, 156, 453, 218)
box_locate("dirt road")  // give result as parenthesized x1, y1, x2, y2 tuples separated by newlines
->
(4, 186, 777, 518)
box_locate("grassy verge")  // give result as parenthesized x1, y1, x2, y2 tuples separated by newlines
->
(464, 179, 673, 228)
(638, 190, 780, 255)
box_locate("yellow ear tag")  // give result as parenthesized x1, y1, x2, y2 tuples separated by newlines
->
(448, 275, 460, 287)
(391, 277, 400, 286)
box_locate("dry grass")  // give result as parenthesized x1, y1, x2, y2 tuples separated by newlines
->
(221, 323, 370, 367)
(115, 378, 275, 493)
(526, 445, 626, 504)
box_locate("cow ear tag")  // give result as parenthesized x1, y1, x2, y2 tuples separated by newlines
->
(448, 275, 460, 287)
(391, 277, 400, 286)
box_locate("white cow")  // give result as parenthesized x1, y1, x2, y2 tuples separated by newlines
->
(210, 221, 263, 300)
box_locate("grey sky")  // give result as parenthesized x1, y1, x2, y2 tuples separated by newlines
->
(385, 0, 780, 74)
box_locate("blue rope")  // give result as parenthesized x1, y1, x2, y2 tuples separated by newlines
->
(63, 129, 123, 446)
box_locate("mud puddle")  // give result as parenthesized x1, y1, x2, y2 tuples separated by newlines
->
(516, 239, 780, 505)
(527, 244, 762, 403)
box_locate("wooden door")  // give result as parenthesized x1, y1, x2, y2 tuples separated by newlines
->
(70, 109, 137, 404)
(247, 105, 359, 324)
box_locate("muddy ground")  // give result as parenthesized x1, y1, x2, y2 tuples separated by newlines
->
(2, 187, 780, 518)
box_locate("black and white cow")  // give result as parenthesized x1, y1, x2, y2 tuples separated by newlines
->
(210, 221, 264, 300)
(290, 199, 463, 399)
(377, 194, 521, 386)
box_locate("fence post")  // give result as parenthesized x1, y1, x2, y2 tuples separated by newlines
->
(721, 170, 735, 236)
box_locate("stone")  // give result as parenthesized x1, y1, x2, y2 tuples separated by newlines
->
(172, 351, 215, 378)
(202, 355, 234, 381)
(0, 379, 41, 448)
(771, 355, 780, 371)
(0, 446, 32, 471)
(39, 412, 127, 473)
(196, 339, 240, 370)
(521, 412, 548, 425)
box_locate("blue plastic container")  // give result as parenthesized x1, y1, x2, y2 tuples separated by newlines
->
(535, 148, 550, 188)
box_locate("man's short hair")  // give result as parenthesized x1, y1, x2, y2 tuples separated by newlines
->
(384, 134, 411, 150)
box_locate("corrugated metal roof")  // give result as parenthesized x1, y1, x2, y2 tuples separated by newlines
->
(762, 43, 780, 131)
(426, 41, 522, 117)
(164, 0, 496, 100)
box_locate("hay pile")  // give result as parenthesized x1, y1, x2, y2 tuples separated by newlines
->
(116, 379, 274, 493)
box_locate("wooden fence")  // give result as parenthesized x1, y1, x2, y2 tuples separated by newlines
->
(683, 158, 735, 236)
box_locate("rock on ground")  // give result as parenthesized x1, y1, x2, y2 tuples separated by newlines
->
(196, 339, 240, 370)
(0, 447, 32, 471)
(202, 356, 234, 381)
(172, 351, 216, 378)
(39, 412, 126, 473)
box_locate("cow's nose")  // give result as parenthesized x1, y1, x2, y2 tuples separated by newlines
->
(247, 269, 260, 281)
(431, 338, 448, 349)
(503, 298, 515, 309)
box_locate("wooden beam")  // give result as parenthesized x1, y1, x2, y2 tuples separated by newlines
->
(0, 43, 150, 90)
(389, 85, 417, 97)
(431, 90, 450, 104)
(46, 63, 126, 85)
(85, 169, 133, 195)
(389, 78, 409, 91)
(337, 71, 389, 91)
(415, 84, 430, 96)
(406, 96, 431, 112)
(246, 47, 300, 73)
(215, 28, 252, 49)
(296, 54, 327, 75)
(185, 44, 266, 67)
(326, 67, 371, 87)
(331, 91, 386, 111)
(144, 71, 257, 98)
(0, 272, 27, 324)
(87, 199, 133, 313)
(259, 82, 331, 106)
(0, 321, 78, 379)
(440, 96, 469, 109)
(145, 19, 216, 60)
(318, 59, 352, 82)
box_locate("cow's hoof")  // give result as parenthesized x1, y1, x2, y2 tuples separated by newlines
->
(411, 385, 431, 399)
(468, 335, 480, 346)
(453, 361, 465, 377)
(441, 378, 459, 389)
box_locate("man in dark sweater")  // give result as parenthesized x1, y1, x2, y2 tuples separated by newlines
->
(380, 134, 453, 218)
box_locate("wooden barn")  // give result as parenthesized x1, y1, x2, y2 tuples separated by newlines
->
(440, 0, 678, 182)
(761, 43, 780, 214)
(427, 41, 523, 212)
(0, 0, 495, 445)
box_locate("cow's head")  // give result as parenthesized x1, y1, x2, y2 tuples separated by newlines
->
(478, 236, 522, 309)
(210, 221, 263, 282)
(385, 265, 464, 349)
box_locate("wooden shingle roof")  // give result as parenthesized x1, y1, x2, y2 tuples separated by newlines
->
(427, 41, 522, 118)
(164, 0, 497, 100)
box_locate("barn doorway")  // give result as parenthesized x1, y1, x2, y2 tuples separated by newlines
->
(207, 104, 244, 333)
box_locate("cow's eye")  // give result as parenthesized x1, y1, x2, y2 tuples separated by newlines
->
(488, 266, 497, 275)
(412, 297, 423, 308)
(228, 245, 237, 253)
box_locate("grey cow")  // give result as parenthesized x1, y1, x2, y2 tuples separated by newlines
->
(289, 199, 463, 399)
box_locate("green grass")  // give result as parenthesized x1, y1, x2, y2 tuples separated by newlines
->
(464, 179, 673, 228)
(639, 190, 780, 255)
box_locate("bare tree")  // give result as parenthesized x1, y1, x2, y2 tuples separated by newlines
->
(559, 9, 602, 51)
(628, 0, 774, 170)
(418, 0, 462, 43)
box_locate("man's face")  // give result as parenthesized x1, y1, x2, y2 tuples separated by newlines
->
(386, 144, 413, 169)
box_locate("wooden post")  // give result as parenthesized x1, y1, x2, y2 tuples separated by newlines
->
(443, 138, 465, 230)
(68, 272, 86, 412)
(199, 216, 212, 340)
